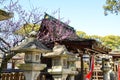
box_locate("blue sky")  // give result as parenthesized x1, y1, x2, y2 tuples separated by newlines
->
(2, 0, 120, 36)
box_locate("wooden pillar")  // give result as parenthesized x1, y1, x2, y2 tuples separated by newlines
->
(80, 52, 84, 80)
(12, 60, 15, 69)
(42, 75, 46, 80)
(81, 55, 84, 80)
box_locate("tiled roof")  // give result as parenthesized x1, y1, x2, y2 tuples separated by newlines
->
(37, 13, 79, 42)
(0, 9, 13, 21)
(37, 13, 111, 54)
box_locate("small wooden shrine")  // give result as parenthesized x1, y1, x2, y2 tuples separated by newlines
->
(109, 50, 120, 72)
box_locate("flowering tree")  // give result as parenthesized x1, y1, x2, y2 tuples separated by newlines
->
(37, 13, 79, 48)
(0, 0, 43, 72)
(0, 0, 74, 73)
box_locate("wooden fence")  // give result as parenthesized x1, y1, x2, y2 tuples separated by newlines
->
(92, 70, 103, 80)
(92, 65, 103, 80)
(1, 72, 25, 80)
(0, 69, 25, 80)
(0, 68, 104, 80)
(0, 69, 47, 80)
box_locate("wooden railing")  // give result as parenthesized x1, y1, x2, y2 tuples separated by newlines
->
(0, 69, 48, 80)
(0, 69, 25, 80)
(92, 70, 103, 80)
(1, 72, 25, 80)
(92, 65, 103, 80)
(0, 68, 104, 80)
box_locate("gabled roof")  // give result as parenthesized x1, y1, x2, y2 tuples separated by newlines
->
(37, 13, 79, 42)
(37, 13, 111, 54)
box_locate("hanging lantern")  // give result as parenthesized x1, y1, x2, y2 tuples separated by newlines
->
(83, 54, 90, 62)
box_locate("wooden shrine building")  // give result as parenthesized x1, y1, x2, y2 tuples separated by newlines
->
(36, 13, 111, 80)
(0, 9, 112, 80)
(109, 50, 120, 72)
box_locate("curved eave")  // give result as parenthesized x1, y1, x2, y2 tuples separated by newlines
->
(111, 54, 120, 58)
(109, 52, 120, 58)
(0, 9, 13, 21)
(57, 39, 111, 54)
(11, 48, 51, 53)
(43, 52, 70, 58)
(0, 15, 12, 21)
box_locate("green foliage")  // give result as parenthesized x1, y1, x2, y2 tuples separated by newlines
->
(76, 31, 86, 38)
(76, 31, 103, 42)
(15, 23, 40, 36)
(104, 0, 120, 15)
(76, 31, 120, 50)
(87, 35, 103, 42)
(102, 35, 120, 49)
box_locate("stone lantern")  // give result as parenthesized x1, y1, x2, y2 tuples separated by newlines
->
(11, 31, 51, 80)
(101, 58, 116, 80)
(83, 54, 90, 62)
(43, 43, 78, 80)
